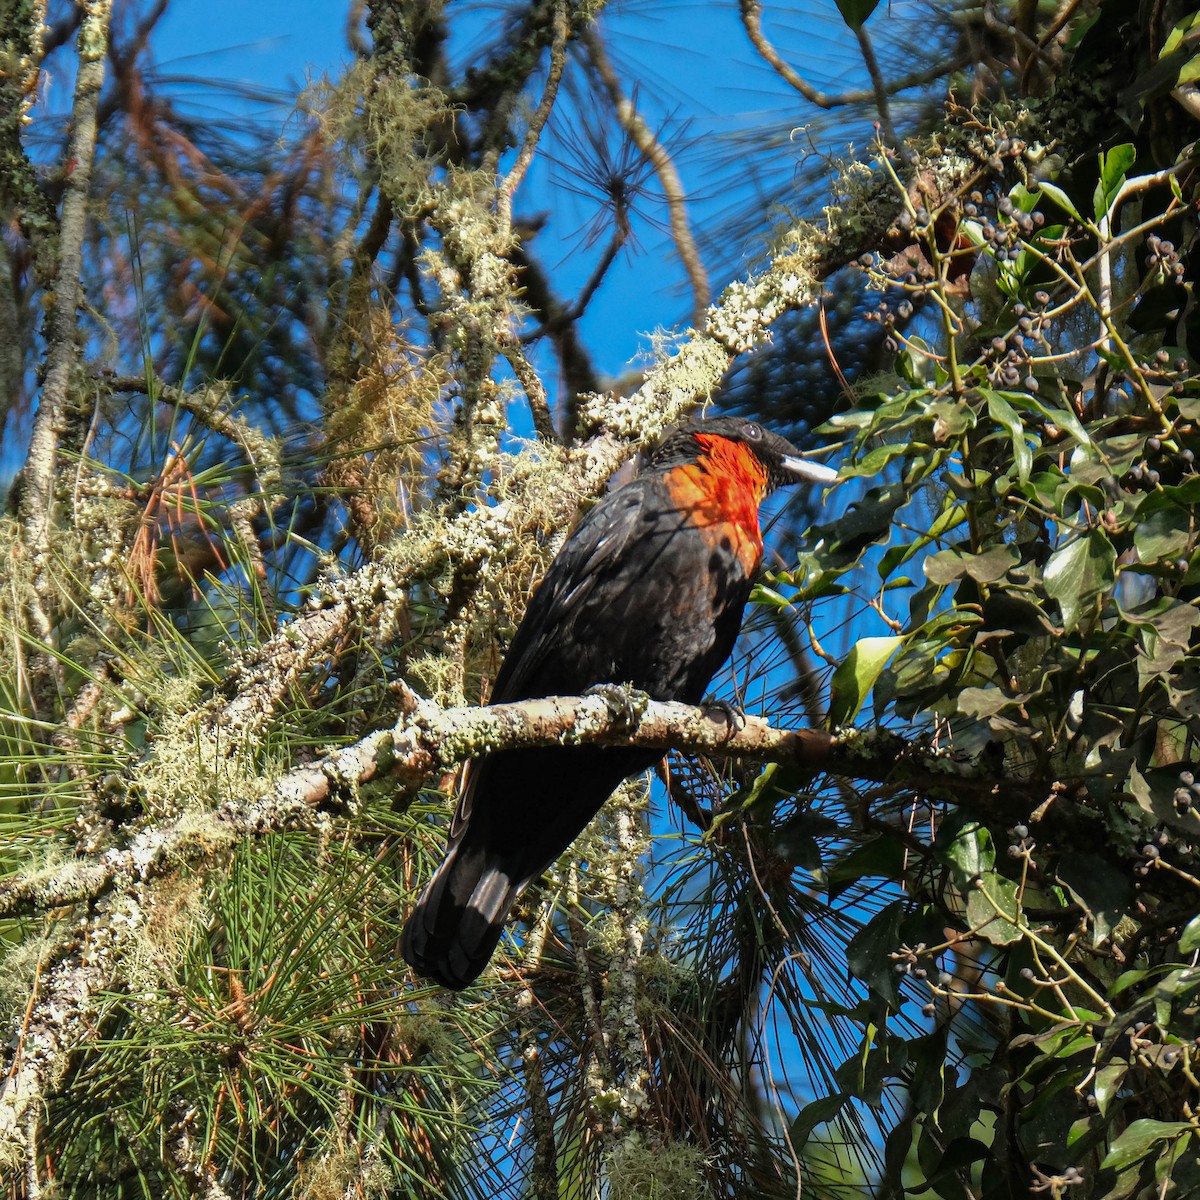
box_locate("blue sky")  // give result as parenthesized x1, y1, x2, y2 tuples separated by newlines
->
(144, 0, 910, 375)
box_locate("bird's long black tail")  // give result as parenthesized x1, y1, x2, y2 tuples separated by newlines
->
(400, 843, 523, 991)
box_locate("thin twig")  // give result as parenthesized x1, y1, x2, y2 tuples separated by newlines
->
(855, 24, 901, 151)
(498, 1, 569, 227)
(103, 374, 277, 470)
(581, 27, 711, 324)
(497, 327, 559, 443)
(739, 0, 967, 110)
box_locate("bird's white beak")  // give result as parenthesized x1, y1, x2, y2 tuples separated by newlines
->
(780, 454, 839, 485)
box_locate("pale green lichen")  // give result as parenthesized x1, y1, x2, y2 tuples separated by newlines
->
(305, 62, 459, 222)
(579, 336, 729, 437)
(0, 931, 65, 1026)
(120, 873, 207, 996)
(607, 1135, 712, 1200)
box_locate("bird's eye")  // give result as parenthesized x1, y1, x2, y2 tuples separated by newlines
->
(741, 421, 763, 441)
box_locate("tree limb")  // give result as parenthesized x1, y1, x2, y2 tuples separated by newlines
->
(739, 0, 968, 111)
(0, 688, 1071, 923)
(20, 1, 113, 557)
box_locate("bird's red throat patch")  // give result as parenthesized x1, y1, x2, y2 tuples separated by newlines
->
(664, 434, 769, 574)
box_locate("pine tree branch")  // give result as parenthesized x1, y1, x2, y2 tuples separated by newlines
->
(0, 689, 1066, 923)
(0, 891, 146, 1170)
(0, 682, 1066, 1160)
(581, 25, 711, 324)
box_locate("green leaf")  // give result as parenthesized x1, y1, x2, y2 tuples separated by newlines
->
(1162, 11, 1200, 55)
(1093, 143, 1136, 221)
(940, 814, 995, 886)
(710, 762, 798, 832)
(833, 0, 880, 31)
(1093, 1063, 1127, 1119)
(789, 1093, 848, 1149)
(995, 389, 1092, 449)
(811, 482, 907, 569)
(1043, 532, 1116, 631)
(842, 441, 912, 478)
(1056, 853, 1132, 945)
(738, 762, 788, 813)
(1031, 180, 1083, 222)
(847, 901, 906, 1006)
(834, 1033, 907, 1107)
(924, 543, 1019, 586)
(1134, 497, 1190, 563)
(967, 872, 1022, 945)
(984, 389, 1033, 482)
(828, 836, 909, 898)
(1111, 967, 1160, 997)
(750, 582, 792, 609)
(878, 501, 967, 579)
(1181, 913, 1200, 954)
(958, 686, 1027, 720)
(1101, 1119, 1191, 1171)
(828, 636, 902, 727)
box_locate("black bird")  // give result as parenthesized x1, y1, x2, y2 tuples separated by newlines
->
(401, 417, 834, 989)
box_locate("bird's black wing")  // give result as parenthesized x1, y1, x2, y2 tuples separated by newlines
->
(487, 476, 686, 703)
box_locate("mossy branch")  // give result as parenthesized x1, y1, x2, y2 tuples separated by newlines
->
(19, 0, 112, 558)
(0, 689, 1071, 923)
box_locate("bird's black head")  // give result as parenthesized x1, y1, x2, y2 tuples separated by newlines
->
(649, 416, 837, 490)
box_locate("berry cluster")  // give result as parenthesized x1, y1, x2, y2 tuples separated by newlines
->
(1123, 436, 1197, 495)
(858, 244, 936, 340)
(891, 941, 929, 980)
(1172, 769, 1200, 815)
(971, 191, 1047, 263)
(1006, 822, 1035, 858)
(1146, 234, 1187, 281)
(982, 291, 1055, 391)
(1152, 350, 1193, 396)
(1124, 1020, 1186, 1069)
(971, 127, 1036, 175)
(1136, 829, 1170, 877)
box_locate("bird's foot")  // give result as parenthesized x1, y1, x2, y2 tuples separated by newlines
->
(702, 696, 746, 734)
(584, 682, 649, 728)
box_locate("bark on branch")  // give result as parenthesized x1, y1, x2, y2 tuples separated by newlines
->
(0, 690, 1056, 923)
(20, 0, 113, 556)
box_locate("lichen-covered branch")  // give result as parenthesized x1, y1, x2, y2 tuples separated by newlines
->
(0, 688, 1072, 924)
(0, 0, 56, 281)
(0, 892, 146, 1172)
(19, 0, 113, 557)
